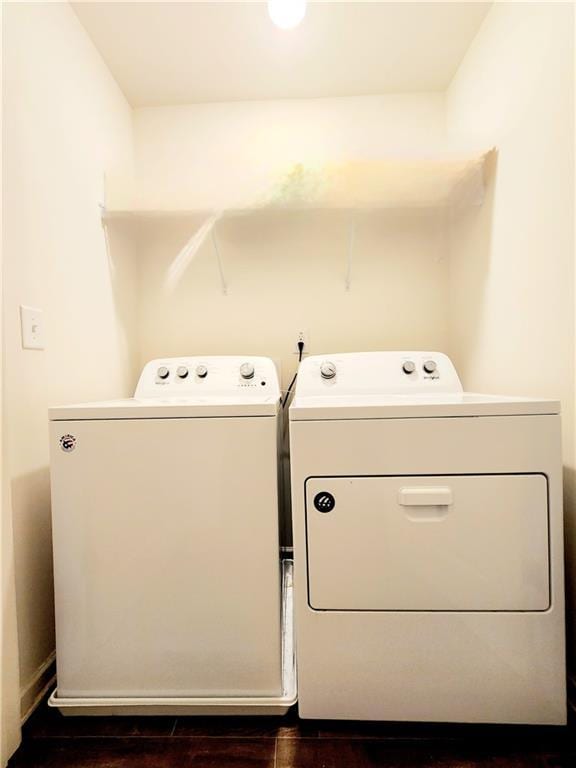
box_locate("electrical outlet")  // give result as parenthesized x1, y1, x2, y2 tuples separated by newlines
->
(294, 329, 309, 355)
(20, 305, 45, 350)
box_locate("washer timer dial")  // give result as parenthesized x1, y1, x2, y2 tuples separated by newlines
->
(240, 362, 255, 380)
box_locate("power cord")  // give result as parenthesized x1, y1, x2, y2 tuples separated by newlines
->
(282, 340, 304, 408)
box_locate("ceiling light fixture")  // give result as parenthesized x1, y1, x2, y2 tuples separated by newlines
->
(268, 0, 307, 30)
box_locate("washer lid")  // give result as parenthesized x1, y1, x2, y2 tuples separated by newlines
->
(49, 396, 280, 421)
(289, 392, 560, 420)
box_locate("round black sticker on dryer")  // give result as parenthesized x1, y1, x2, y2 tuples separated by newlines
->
(60, 434, 76, 453)
(314, 492, 335, 513)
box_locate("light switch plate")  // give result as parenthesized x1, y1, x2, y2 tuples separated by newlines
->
(20, 305, 45, 350)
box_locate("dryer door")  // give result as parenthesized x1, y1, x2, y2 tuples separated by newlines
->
(305, 474, 549, 611)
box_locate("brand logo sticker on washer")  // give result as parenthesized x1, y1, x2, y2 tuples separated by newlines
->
(59, 434, 76, 453)
(313, 492, 335, 513)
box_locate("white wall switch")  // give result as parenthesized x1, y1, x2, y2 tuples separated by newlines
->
(20, 305, 45, 350)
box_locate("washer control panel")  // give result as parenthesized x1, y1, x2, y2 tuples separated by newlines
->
(135, 356, 280, 400)
(295, 352, 462, 397)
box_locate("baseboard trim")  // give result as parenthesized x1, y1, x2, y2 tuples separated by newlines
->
(20, 651, 56, 724)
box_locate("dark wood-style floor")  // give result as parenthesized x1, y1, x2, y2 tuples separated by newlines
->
(9, 699, 575, 768)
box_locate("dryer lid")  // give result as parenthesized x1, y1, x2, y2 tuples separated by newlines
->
(290, 352, 559, 420)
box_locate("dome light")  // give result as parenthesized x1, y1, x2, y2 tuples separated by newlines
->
(268, 0, 306, 30)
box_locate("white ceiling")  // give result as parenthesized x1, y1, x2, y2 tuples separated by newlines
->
(72, 2, 491, 107)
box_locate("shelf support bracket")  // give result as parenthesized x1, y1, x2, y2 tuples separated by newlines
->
(345, 215, 357, 292)
(211, 224, 228, 296)
(99, 203, 113, 270)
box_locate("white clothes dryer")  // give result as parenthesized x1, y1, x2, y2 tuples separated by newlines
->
(289, 351, 565, 724)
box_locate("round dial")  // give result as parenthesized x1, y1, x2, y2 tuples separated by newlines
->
(195, 364, 208, 379)
(402, 361, 416, 375)
(157, 366, 169, 380)
(320, 361, 337, 380)
(240, 362, 255, 380)
(423, 360, 437, 374)
(176, 366, 189, 379)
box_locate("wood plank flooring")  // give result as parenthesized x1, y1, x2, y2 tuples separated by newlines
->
(9, 700, 575, 767)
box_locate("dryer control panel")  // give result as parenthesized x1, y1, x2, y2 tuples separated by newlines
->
(135, 356, 280, 400)
(295, 351, 463, 397)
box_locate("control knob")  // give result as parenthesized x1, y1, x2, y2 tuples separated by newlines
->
(195, 364, 208, 379)
(157, 366, 169, 380)
(240, 362, 255, 380)
(320, 361, 337, 380)
(176, 366, 189, 379)
(402, 361, 416, 375)
(423, 360, 437, 374)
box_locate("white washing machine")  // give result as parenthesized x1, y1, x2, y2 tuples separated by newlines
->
(48, 356, 295, 716)
(289, 351, 565, 724)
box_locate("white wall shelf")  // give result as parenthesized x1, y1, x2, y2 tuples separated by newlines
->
(101, 148, 494, 293)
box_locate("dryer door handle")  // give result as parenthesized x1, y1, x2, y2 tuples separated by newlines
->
(398, 487, 453, 506)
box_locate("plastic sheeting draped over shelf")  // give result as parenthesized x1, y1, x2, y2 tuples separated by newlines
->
(103, 148, 494, 292)
(262, 152, 491, 209)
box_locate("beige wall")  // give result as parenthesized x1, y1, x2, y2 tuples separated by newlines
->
(132, 95, 446, 211)
(135, 209, 450, 386)
(1, 4, 22, 760)
(446, 2, 575, 661)
(132, 95, 450, 380)
(2, 2, 137, 715)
